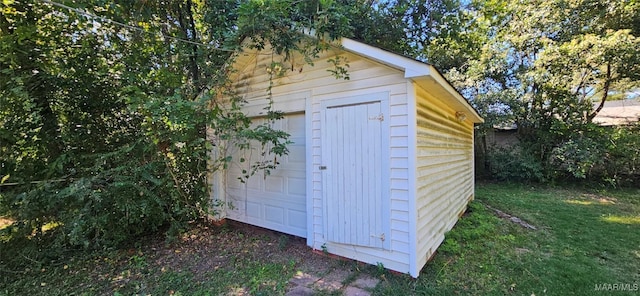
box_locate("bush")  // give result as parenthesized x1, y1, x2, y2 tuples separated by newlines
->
(2, 140, 188, 249)
(487, 146, 546, 183)
(601, 125, 640, 185)
(0, 90, 291, 250)
(483, 123, 640, 187)
(549, 136, 605, 180)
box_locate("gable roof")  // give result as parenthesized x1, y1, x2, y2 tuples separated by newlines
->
(339, 38, 484, 123)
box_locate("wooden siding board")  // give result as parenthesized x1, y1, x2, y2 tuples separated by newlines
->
(240, 72, 404, 100)
(390, 157, 409, 168)
(390, 114, 409, 127)
(390, 168, 409, 179)
(391, 199, 409, 212)
(391, 178, 409, 190)
(235, 53, 374, 89)
(317, 241, 410, 273)
(237, 54, 406, 99)
(391, 210, 409, 221)
(416, 166, 471, 208)
(392, 240, 410, 253)
(390, 148, 409, 159)
(390, 136, 409, 147)
(391, 229, 410, 242)
(414, 81, 474, 275)
(418, 187, 470, 222)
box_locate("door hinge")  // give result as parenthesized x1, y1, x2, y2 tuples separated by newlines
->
(368, 113, 384, 122)
(371, 233, 385, 241)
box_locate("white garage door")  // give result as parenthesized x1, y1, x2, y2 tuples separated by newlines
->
(225, 113, 307, 237)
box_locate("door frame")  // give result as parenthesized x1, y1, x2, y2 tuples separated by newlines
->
(319, 92, 391, 249)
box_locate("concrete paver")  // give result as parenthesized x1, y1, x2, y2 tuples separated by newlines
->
(352, 275, 379, 289)
(289, 271, 320, 286)
(285, 264, 379, 295)
(344, 286, 371, 296)
(285, 286, 316, 296)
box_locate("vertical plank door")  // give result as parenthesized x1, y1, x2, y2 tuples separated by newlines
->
(324, 102, 385, 248)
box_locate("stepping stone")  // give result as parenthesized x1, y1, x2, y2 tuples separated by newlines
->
(352, 275, 379, 289)
(344, 286, 370, 296)
(285, 285, 316, 296)
(312, 268, 351, 291)
(289, 271, 320, 287)
(313, 278, 343, 291)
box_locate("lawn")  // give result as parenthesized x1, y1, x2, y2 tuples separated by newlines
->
(375, 183, 640, 295)
(1, 183, 638, 295)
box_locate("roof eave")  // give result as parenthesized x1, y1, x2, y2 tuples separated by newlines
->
(340, 38, 484, 124)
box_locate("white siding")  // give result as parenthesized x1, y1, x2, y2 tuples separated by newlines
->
(413, 82, 475, 273)
(214, 41, 480, 277)
(223, 48, 412, 274)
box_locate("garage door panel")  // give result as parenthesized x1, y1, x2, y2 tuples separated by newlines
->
(246, 202, 261, 218)
(287, 144, 306, 164)
(265, 206, 285, 224)
(226, 113, 307, 237)
(289, 209, 306, 226)
(244, 189, 305, 206)
(246, 177, 262, 190)
(288, 177, 306, 195)
(287, 115, 305, 132)
(265, 175, 285, 193)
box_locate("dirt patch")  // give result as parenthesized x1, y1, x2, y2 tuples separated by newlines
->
(580, 193, 617, 204)
(484, 204, 537, 230)
(130, 221, 338, 283)
(2, 220, 372, 295)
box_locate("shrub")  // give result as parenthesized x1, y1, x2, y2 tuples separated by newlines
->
(483, 123, 640, 187)
(487, 146, 546, 183)
(0, 91, 291, 250)
(601, 125, 640, 186)
(549, 136, 605, 180)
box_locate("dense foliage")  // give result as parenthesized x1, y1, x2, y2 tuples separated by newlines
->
(464, 0, 640, 185)
(0, 0, 363, 249)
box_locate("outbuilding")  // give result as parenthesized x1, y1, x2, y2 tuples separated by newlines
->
(210, 37, 483, 277)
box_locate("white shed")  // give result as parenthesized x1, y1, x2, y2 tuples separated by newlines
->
(210, 37, 483, 277)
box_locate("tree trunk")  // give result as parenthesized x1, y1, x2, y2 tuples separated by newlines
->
(587, 63, 611, 122)
(177, 0, 201, 95)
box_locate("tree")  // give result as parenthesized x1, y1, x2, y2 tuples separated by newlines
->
(454, 0, 640, 182)
(0, 0, 356, 249)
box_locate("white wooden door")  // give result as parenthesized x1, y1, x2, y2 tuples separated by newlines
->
(323, 101, 386, 249)
(226, 113, 307, 237)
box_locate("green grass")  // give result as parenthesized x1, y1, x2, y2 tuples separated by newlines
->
(2, 184, 639, 295)
(375, 183, 640, 295)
